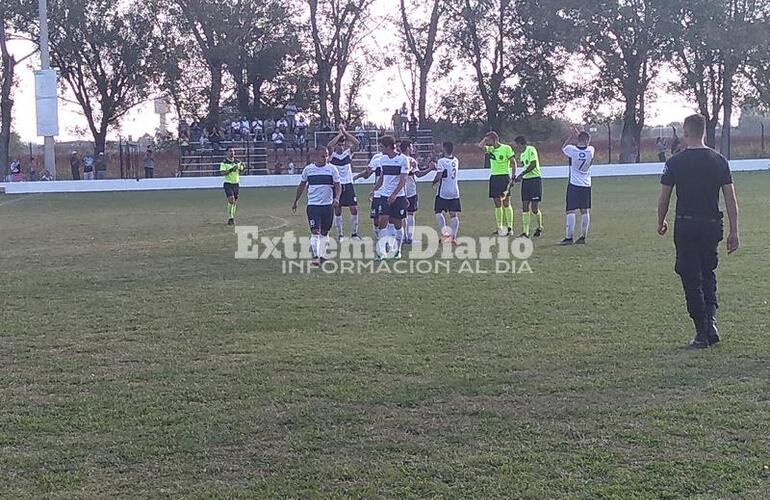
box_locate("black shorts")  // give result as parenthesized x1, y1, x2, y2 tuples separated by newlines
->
(407, 194, 418, 213)
(370, 196, 383, 219)
(224, 182, 239, 199)
(521, 177, 543, 202)
(489, 174, 511, 199)
(377, 196, 408, 220)
(566, 183, 592, 211)
(307, 204, 334, 233)
(435, 196, 462, 214)
(339, 183, 358, 207)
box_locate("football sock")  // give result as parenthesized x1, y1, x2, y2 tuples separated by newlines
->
(350, 214, 359, 235)
(450, 217, 460, 239)
(495, 207, 503, 228)
(395, 226, 403, 253)
(522, 212, 531, 236)
(319, 235, 329, 259)
(406, 214, 415, 240)
(310, 234, 319, 258)
(581, 212, 590, 238)
(436, 213, 447, 234)
(334, 215, 343, 237)
(566, 213, 576, 239)
(536, 210, 543, 229)
(504, 206, 514, 230)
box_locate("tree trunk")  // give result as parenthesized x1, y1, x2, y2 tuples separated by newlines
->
(208, 61, 223, 126)
(720, 67, 734, 158)
(418, 65, 429, 126)
(0, 55, 13, 177)
(705, 119, 718, 149)
(233, 68, 250, 119)
(317, 66, 330, 127)
(620, 99, 640, 163)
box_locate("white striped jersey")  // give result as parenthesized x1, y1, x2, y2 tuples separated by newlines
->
(378, 153, 409, 198)
(436, 156, 460, 199)
(330, 148, 353, 184)
(301, 163, 340, 206)
(563, 145, 595, 187)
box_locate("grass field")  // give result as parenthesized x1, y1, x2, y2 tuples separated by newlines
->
(2, 173, 769, 498)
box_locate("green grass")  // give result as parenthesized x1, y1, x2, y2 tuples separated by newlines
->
(2, 173, 770, 499)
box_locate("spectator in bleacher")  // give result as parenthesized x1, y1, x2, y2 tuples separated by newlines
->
(252, 119, 264, 141)
(9, 160, 22, 181)
(264, 117, 276, 139)
(144, 147, 154, 178)
(178, 119, 189, 137)
(400, 103, 409, 128)
(40, 169, 53, 181)
(295, 115, 308, 153)
(190, 121, 202, 143)
(276, 116, 289, 134)
(69, 151, 81, 180)
(285, 101, 298, 132)
(179, 129, 190, 156)
(209, 124, 223, 152)
(240, 117, 251, 140)
(409, 115, 419, 140)
(231, 119, 240, 138)
(273, 162, 283, 175)
(287, 157, 295, 175)
(83, 153, 95, 180)
(355, 121, 368, 148)
(392, 109, 402, 138)
(272, 130, 286, 161)
(95, 152, 107, 180)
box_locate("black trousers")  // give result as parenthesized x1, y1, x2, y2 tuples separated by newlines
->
(71, 165, 80, 181)
(674, 217, 723, 324)
(145, 167, 153, 178)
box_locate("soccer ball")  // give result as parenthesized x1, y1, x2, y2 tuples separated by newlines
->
(498, 226, 509, 236)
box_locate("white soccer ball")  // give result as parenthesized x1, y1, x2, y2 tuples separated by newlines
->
(498, 226, 508, 236)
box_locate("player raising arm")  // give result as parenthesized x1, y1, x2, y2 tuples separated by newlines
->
(478, 131, 515, 235)
(292, 147, 341, 266)
(327, 124, 361, 241)
(560, 126, 595, 245)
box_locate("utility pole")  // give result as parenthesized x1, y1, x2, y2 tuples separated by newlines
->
(37, 0, 57, 179)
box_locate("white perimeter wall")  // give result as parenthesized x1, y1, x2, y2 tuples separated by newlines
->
(2, 159, 769, 195)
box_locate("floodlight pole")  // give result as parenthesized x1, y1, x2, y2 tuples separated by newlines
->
(38, 0, 56, 179)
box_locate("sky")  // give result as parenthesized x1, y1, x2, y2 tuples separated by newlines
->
(9, 13, 699, 145)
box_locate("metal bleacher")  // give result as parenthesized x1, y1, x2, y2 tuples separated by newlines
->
(178, 129, 434, 177)
(178, 140, 268, 176)
(314, 128, 435, 174)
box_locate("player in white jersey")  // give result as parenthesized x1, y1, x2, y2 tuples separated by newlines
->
(353, 152, 383, 237)
(371, 135, 409, 259)
(327, 124, 361, 241)
(399, 140, 435, 245)
(560, 126, 595, 245)
(432, 142, 462, 244)
(292, 147, 341, 265)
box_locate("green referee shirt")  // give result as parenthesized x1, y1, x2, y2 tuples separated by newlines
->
(484, 144, 514, 176)
(520, 145, 541, 179)
(220, 159, 243, 184)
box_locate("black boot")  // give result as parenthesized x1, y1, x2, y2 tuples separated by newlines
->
(687, 317, 710, 349)
(706, 306, 720, 345)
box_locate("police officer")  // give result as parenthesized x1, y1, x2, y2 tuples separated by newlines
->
(657, 114, 740, 348)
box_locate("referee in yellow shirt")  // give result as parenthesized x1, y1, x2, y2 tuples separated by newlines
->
(514, 136, 543, 238)
(478, 131, 516, 235)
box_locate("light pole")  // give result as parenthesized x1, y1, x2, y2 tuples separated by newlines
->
(37, 0, 57, 179)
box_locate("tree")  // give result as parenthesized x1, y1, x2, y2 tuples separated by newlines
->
(307, 0, 375, 127)
(447, 0, 560, 131)
(549, 0, 670, 163)
(46, 0, 158, 153)
(0, 0, 35, 173)
(399, 0, 444, 125)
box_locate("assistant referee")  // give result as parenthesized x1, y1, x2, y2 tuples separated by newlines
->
(657, 114, 740, 349)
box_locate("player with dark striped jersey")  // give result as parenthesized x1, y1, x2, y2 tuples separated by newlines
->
(327, 124, 361, 241)
(560, 126, 595, 245)
(292, 148, 342, 266)
(400, 139, 435, 245)
(371, 135, 409, 259)
(432, 142, 462, 244)
(353, 152, 383, 238)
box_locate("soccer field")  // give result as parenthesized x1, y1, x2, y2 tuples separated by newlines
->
(2, 173, 769, 498)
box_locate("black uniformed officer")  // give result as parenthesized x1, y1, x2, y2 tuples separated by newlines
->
(657, 114, 740, 348)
